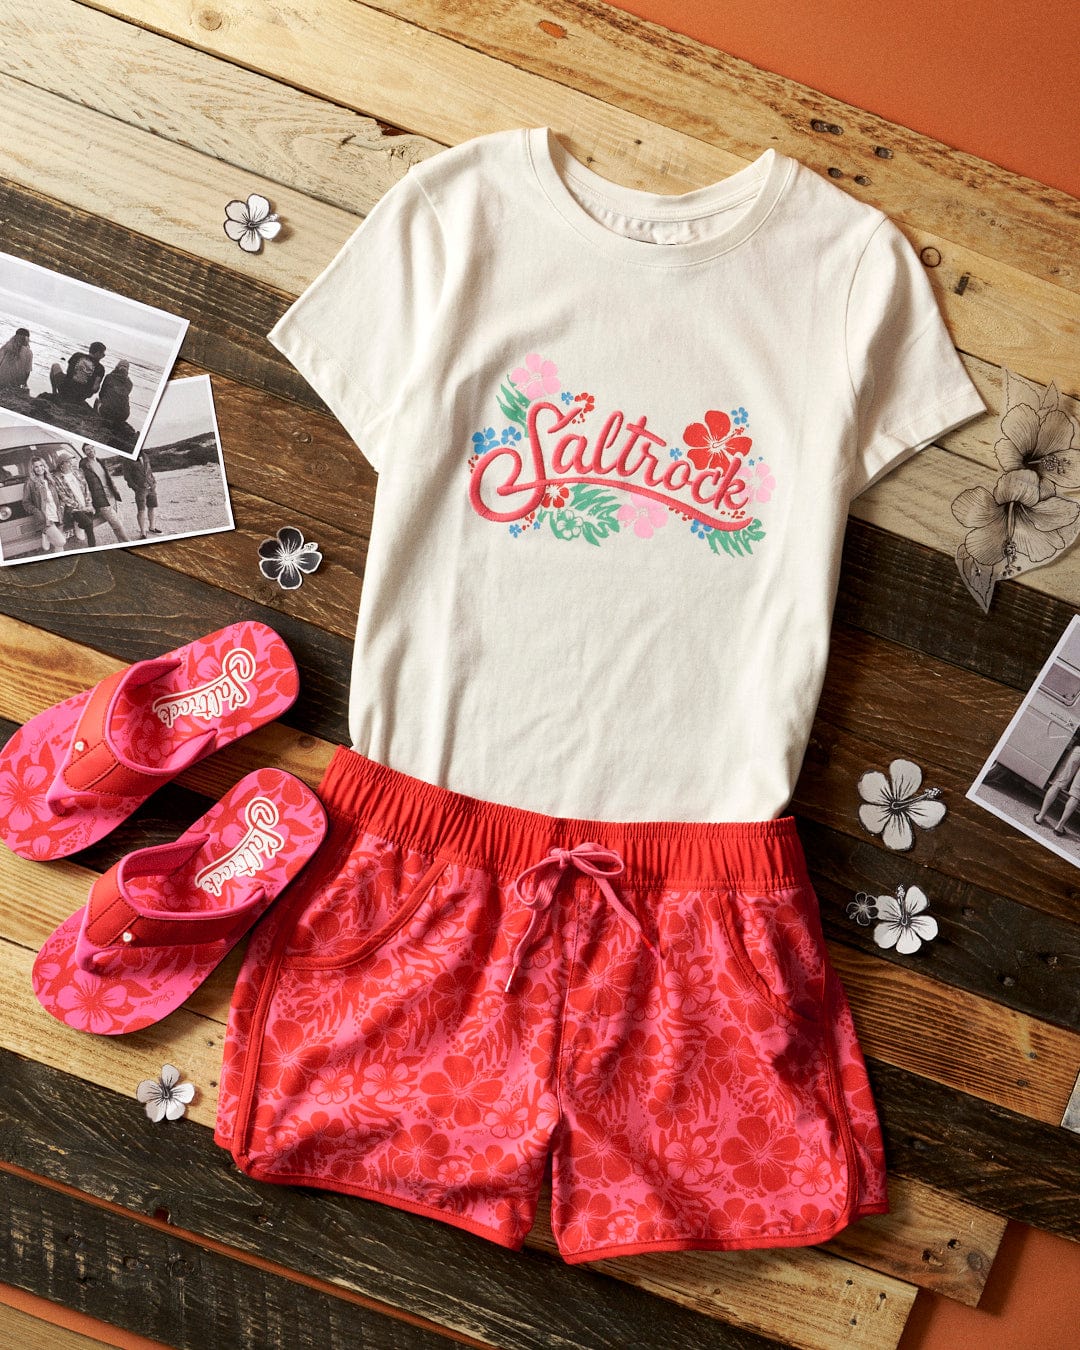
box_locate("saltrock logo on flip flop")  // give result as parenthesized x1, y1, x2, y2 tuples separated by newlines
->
(194, 796, 286, 896)
(466, 354, 774, 556)
(151, 648, 257, 727)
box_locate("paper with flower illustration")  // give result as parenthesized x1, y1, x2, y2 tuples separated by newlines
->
(967, 613, 1080, 870)
(952, 369, 1080, 612)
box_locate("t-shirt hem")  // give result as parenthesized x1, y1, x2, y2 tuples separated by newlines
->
(850, 380, 986, 500)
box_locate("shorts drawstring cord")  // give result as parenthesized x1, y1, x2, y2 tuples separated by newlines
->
(504, 842, 655, 992)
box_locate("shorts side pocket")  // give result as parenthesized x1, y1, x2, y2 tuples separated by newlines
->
(717, 881, 828, 1027)
(289, 856, 449, 970)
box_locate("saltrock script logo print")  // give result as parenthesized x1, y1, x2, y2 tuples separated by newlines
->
(194, 796, 285, 897)
(466, 353, 775, 557)
(152, 648, 257, 727)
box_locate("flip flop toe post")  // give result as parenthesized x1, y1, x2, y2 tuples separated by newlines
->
(32, 768, 326, 1035)
(0, 620, 299, 860)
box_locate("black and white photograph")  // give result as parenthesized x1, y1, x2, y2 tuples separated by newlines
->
(0, 375, 233, 566)
(968, 614, 1080, 867)
(0, 250, 188, 459)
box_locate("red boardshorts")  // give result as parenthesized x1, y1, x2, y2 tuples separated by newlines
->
(216, 748, 888, 1263)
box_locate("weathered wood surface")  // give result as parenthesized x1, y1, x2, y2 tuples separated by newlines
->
(2, 1, 1079, 1347)
(0, 1168, 476, 1350)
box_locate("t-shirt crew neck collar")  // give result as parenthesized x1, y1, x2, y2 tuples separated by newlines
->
(525, 126, 793, 267)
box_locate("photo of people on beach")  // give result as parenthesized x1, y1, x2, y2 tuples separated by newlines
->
(0, 375, 233, 567)
(0, 251, 188, 459)
(968, 614, 1080, 869)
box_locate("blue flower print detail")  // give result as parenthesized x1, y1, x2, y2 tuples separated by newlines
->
(509, 524, 522, 537)
(669, 447, 683, 461)
(731, 407, 749, 427)
(472, 427, 498, 453)
(500, 426, 522, 444)
(560, 391, 574, 405)
(532, 518, 541, 529)
(690, 518, 714, 538)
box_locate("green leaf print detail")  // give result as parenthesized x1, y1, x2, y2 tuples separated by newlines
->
(548, 485, 623, 546)
(707, 518, 766, 557)
(497, 379, 532, 428)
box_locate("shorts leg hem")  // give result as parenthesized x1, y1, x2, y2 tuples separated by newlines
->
(559, 1200, 890, 1264)
(231, 1153, 526, 1251)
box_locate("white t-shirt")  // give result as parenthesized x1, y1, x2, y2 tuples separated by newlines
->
(270, 127, 986, 822)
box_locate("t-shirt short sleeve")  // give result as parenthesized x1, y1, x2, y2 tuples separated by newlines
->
(844, 214, 986, 500)
(267, 168, 446, 473)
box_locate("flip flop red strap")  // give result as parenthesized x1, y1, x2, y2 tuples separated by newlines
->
(74, 839, 268, 972)
(48, 661, 214, 809)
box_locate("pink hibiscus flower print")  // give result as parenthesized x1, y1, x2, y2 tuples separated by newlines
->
(684, 409, 752, 471)
(616, 495, 668, 539)
(744, 460, 776, 504)
(54, 974, 129, 1033)
(511, 353, 560, 399)
(0, 751, 51, 833)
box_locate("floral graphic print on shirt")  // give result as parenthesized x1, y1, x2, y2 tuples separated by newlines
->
(466, 353, 775, 556)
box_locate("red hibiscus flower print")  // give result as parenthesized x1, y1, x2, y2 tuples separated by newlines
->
(542, 484, 570, 509)
(387, 1122, 450, 1180)
(419, 1054, 502, 1127)
(712, 1195, 768, 1238)
(720, 1116, 800, 1192)
(0, 750, 51, 833)
(684, 409, 752, 471)
(573, 1118, 633, 1184)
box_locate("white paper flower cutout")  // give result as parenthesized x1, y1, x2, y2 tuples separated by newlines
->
(224, 194, 282, 253)
(873, 884, 938, 955)
(136, 1064, 195, 1122)
(258, 525, 322, 589)
(857, 758, 946, 850)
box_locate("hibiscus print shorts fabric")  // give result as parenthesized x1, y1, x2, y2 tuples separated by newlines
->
(216, 748, 888, 1263)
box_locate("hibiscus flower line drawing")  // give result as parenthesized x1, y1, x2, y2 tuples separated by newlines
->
(952, 369, 1080, 613)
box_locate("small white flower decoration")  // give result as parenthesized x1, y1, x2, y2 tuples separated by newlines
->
(857, 758, 946, 850)
(258, 525, 323, 590)
(846, 891, 877, 926)
(873, 884, 938, 955)
(224, 193, 282, 253)
(136, 1064, 195, 1122)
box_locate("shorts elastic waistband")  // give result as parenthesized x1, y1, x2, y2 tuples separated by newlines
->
(317, 748, 812, 890)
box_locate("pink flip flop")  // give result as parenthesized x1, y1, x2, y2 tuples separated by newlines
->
(31, 768, 327, 1034)
(0, 621, 299, 861)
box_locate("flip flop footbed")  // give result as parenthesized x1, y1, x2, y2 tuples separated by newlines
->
(0, 621, 299, 860)
(32, 768, 326, 1034)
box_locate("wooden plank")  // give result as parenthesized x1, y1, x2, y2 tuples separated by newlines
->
(69, 0, 1080, 388)
(362, 0, 1080, 294)
(0, 1169, 474, 1350)
(830, 944, 1080, 1122)
(0, 0, 441, 214)
(0, 1055, 794, 1350)
(870, 1058, 1080, 1240)
(0, 1298, 127, 1350)
(834, 519, 1076, 695)
(0, 71, 358, 296)
(821, 1179, 1005, 1308)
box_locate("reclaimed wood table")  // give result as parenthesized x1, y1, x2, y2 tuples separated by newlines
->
(1, 3, 1078, 1347)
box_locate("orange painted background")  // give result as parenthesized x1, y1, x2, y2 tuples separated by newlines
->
(609, 3, 1080, 1347)
(612, 0, 1080, 200)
